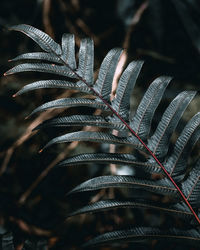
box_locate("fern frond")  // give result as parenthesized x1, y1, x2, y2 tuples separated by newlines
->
(112, 61, 143, 120)
(77, 38, 94, 83)
(14, 80, 91, 97)
(28, 98, 108, 117)
(56, 153, 161, 173)
(67, 199, 192, 219)
(148, 91, 196, 159)
(68, 175, 177, 196)
(6, 24, 200, 247)
(94, 48, 123, 101)
(9, 24, 62, 55)
(10, 52, 62, 64)
(5, 63, 76, 78)
(182, 159, 200, 206)
(61, 33, 76, 68)
(41, 131, 143, 152)
(1, 232, 14, 250)
(165, 112, 200, 179)
(130, 76, 172, 140)
(33, 115, 126, 131)
(83, 227, 200, 247)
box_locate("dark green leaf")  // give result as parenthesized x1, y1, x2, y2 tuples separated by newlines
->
(68, 175, 177, 196)
(165, 112, 200, 179)
(34, 115, 126, 131)
(131, 76, 172, 140)
(78, 38, 94, 84)
(182, 159, 200, 206)
(28, 98, 108, 117)
(42, 131, 143, 151)
(112, 61, 143, 120)
(56, 153, 160, 173)
(9, 52, 62, 64)
(4, 63, 76, 78)
(61, 33, 76, 69)
(10, 24, 62, 55)
(148, 91, 196, 159)
(2, 233, 14, 250)
(14, 80, 91, 96)
(94, 48, 123, 101)
(67, 199, 191, 219)
(83, 227, 200, 247)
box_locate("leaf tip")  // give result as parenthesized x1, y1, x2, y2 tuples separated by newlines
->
(4, 70, 12, 76)
(66, 189, 74, 196)
(39, 148, 43, 154)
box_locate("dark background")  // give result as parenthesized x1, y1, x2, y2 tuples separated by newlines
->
(0, 0, 200, 249)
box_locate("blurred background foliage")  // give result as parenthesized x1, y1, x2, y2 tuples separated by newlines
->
(0, 0, 200, 249)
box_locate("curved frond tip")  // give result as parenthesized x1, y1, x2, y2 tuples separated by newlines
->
(9, 24, 62, 55)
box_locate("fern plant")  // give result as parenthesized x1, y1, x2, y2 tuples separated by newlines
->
(4, 24, 200, 248)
